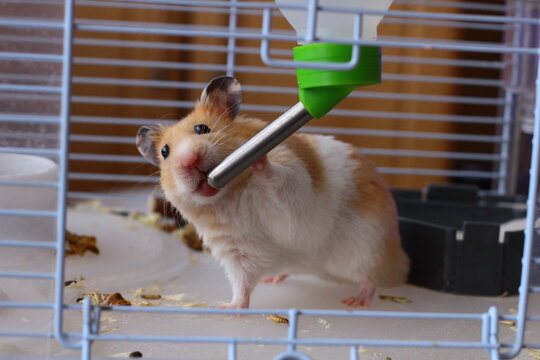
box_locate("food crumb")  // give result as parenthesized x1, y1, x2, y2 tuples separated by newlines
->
(140, 294, 161, 300)
(499, 320, 516, 327)
(66, 231, 99, 256)
(110, 351, 142, 358)
(357, 346, 381, 356)
(378, 295, 412, 304)
(180, 302, 208, 308)
(317, 318, 331, 329)
(101, 313, 117, 323)
(110, 352, 132, 358)
(131, 300, 153, 307)
(128, 211, 162, 230)
(173, 223, 205, 251)
(66, 281, 87, 289)
(133, 284, 163, 299)
(266, 314, 289, 325)
(87, 292, 131, 307)
(100, 326, 118, 334)
(161, 293, 186, 301)
(527, 349, 540, 360)
(74, 200, 111, 213)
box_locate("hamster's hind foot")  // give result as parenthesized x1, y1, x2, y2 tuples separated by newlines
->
(341, 280, 376, 308)
(217, 302, 249, 309)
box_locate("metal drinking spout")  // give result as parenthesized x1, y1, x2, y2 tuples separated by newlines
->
(207, 43, 382, 189)
(207, 102, 313, 189)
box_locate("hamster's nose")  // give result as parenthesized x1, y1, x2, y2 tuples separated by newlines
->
(177, 152, 200, 170)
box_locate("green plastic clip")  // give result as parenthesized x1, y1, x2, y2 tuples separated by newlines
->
(293, 43, 381, 119)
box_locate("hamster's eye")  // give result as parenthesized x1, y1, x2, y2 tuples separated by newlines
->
(161, 144, 170, 159)
(194, 124, 211, 135)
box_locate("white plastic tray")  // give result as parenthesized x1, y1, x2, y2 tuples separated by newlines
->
(1, 207, 539, 360)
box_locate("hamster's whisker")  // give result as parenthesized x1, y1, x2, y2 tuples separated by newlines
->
(215, 104, 235, 126)
(211, 125, 239, 147)
(211, 106, 230, 131)
(212, 128, 245, 149)
(212, 128, 235, 146)
(213, 120, 239, 142)
(124, 167, 160, 191)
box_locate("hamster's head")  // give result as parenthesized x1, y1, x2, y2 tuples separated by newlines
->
(136, 76, 256, 205)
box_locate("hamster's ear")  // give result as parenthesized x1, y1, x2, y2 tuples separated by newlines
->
(200, 75, 242, 119)
(136, 125, 162, 167)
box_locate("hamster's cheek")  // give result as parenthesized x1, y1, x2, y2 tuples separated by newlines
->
(198, 141, 224, 172)
(172, 171, 201, 194)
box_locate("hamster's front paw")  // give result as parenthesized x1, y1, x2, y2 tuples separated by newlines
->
(249, 155, 268, 172)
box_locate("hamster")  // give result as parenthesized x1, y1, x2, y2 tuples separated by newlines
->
(136, 76, 409, 309)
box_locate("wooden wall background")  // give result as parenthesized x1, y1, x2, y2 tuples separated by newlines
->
(69, 0, 504, 195)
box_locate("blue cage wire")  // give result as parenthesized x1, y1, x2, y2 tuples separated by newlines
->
(0, 0, 539, 359)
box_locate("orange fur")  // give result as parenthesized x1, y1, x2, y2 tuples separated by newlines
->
(284, 134, 325, 191)
(349, 150, 408, 286)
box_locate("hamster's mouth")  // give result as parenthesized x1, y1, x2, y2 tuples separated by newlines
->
(195, 171, 219, 197)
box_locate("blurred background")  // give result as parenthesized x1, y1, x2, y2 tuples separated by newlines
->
(1, 0, 537, 199)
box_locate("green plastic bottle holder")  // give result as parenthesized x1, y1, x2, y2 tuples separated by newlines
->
(293, 43, 381, 118)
